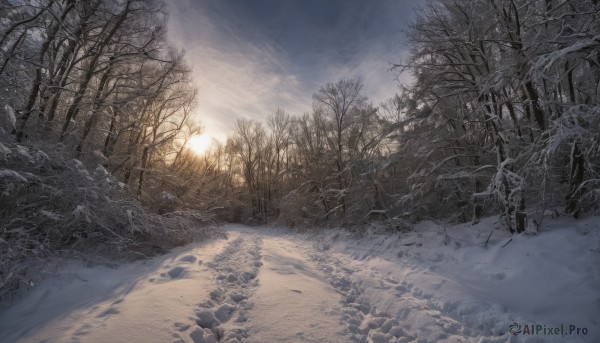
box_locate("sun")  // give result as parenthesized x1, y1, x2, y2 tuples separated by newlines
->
(187, 134, 211, 155)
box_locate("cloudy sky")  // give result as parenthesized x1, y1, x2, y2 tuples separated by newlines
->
(166, 0, 422, 141)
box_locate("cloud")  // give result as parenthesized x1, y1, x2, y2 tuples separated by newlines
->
(166, 0, 422, 140)
(166, 0, 313, 139)
(311, 0, 418, 105)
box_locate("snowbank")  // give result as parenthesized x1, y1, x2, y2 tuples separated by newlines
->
(0, 215, 597, 342)
(310, 215, 600, 342)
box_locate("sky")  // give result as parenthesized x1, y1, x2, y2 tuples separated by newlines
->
(166, 0, 422, 142)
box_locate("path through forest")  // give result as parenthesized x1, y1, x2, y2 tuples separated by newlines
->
(1, 220, 598, 343)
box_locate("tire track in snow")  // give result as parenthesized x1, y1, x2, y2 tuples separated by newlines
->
(172, 235, 263, 343)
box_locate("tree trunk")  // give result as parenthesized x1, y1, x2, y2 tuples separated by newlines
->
(136, 146, 149, 199)
(60, 0, 131, 141)
(17, 0, 75, 141)
(565, 142, 585, 214)
(524, 81, 546, 131)
(76, 58, 116, 154)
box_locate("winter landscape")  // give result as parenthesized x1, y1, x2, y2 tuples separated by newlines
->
(1, 0, 599, 342)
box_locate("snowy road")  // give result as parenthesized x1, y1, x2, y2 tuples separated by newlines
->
(1, 220, 598, 342)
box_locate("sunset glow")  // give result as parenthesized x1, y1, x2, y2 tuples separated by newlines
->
(187, 134, 211, 155)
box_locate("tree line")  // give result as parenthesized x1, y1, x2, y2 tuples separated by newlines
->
(2, 0, 599, 233)
(396, 0, 600, 232)
(0, 0, 223, 297)
(185, 0, 600, 231)
(1, 0, 200, 209)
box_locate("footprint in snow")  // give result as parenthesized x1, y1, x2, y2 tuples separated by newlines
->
(175, 236, 263, 342)
(166, 266, 186, 279)
(97, 307, 119, 318)
(174, 322, 190, 332)
(178, 255, 197, 263)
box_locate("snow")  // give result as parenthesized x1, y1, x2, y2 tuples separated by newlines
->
(14, 145, 33, 162)
(40, 209, 62, 221)
(0, 142, 11, 156)
(0, 168, 28, 183)
(0, 216, 598, 342)
(72, 205, 91, 222)
(0, 240, 225, 343)
(161, 190, 178, 201)
(248, 232, 343, 342)
(2, 104, 16, 131)
(535, 34, 600, 72)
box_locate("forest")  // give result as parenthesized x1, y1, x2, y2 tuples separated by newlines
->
(1, 0, 599, 302)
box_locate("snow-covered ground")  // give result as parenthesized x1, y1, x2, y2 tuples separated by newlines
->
(1, 216, 599, 342)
